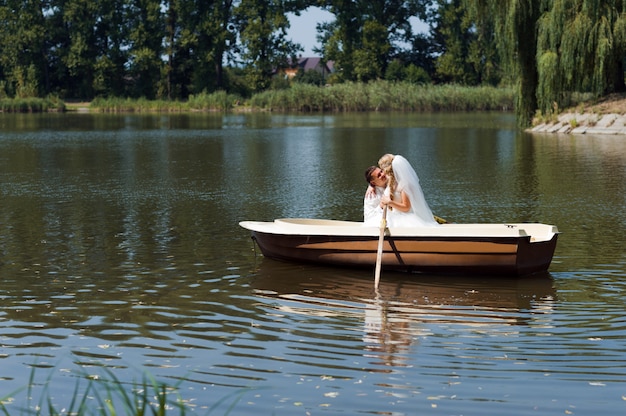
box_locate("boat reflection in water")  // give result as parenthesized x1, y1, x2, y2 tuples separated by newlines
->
(250, 259, 556, 368)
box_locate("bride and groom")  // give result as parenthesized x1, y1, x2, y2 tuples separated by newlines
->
(363, 154, 439, 228)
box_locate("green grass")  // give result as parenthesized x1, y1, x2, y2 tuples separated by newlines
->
(90, 91, 242, 113)
(248, 81, 513, 112)
(0, 366, 189, 416)
(0, 363, 259, 416)
(0, 82, 514, 114)
(0, 97, 65, 112)
(0, 361, 261, 415)
(89, 82, 513, 113)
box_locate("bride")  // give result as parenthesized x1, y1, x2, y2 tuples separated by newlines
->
(378, 154, 439, 227)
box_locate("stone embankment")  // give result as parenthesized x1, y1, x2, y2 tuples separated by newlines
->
(531, 112, 626, 135)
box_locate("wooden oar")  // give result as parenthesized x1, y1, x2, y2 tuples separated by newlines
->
(374, 205, 388, 290)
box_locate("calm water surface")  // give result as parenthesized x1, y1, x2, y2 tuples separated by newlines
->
(0, 112, 625, 415)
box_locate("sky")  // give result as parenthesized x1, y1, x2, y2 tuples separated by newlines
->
(287, 7, 333, 56)
(287, 7, 428, 57)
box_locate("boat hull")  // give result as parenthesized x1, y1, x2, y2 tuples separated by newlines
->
(240, 219, 559, 277)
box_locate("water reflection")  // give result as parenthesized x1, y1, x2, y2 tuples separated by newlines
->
(251, 260, 556, 369)
(1, 112, 625, 415)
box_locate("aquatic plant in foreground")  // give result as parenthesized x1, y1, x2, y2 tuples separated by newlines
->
(0, 363, 250, 416)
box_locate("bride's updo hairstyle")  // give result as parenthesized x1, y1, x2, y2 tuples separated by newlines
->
(378, 153, 396, 193)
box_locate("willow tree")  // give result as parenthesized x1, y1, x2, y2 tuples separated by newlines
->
(536, 0, 626, 116)
(465, 0, 547, 127)
(468, 0, 626, 126)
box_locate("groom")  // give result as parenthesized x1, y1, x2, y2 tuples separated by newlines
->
(363, 164, 447, 225)
(363, 166, 388, 226)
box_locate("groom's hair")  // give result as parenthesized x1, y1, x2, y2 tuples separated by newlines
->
(364, 166, 377, 185)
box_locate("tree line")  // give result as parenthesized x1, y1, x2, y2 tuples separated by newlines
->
(1, 0, 625, 126)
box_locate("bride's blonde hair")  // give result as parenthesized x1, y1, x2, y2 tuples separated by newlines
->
(378, 153, 396, 194)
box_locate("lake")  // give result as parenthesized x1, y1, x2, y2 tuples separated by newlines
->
(0, 112, 625, 415)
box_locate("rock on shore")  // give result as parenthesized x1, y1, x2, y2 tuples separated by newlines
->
(531, 112, 626, 135)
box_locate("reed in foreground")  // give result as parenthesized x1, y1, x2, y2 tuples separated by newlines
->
(0, 364, 249, 415)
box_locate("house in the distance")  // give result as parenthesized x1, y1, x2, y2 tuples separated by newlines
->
(282, 57, 334, 80)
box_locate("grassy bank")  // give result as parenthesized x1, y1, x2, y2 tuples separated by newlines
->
(90, 90, 241, 113)
(0, 82, 514, 114)
(0, 97, 65, 112)
(89, 82, 513, 113)
(249, 82, 513, 112)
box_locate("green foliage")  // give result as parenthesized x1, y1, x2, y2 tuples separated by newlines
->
(385, 61, 431, 84)
(467, 0, 626, 126)
(89, 97, 181, 112)
(14, 65, 39, 99)
(89, 90, 242, 112)
(125, 0, 166, 99)
(0, 365, 189, 416)
(248, 81, 512, 112)
(536, 50, 561, 116)
(432, 0, 475, 84)
(385, 60, 405, 81)
(187, 90, 243, 111)
(321, 0, 427, 82)
(0, 97, 65, 113)
(235, 0, 302, 92)
(404, 64, 431, 84)
(353, 20, 391, 82)
(536, 0, 626, 117)
(464, 0, 543, 126)
(0, 0, 508, 106)
(293, 69, 326, 86)
(0, 0, 578, 121)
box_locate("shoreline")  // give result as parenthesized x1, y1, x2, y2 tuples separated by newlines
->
(68, 105, 626, 135)
(530, 112, 626, 135)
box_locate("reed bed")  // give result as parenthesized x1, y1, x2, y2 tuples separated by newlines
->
(90, 96, 188, 112)
(187, 90, 242, 111)
(0, 83, 513, 114)
(249, 81, 513, 112)
(0, 97, 65, 112)
(90, 91, 242, 113)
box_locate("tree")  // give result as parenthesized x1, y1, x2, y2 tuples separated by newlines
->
(319, 0, 427, 82)
(353, 20, 390, 81)
(465, 0, 544, 126)
(431, 0, 475, 84)
(468, 0, 626, 126)
(536, 0, 626, 116)
(126, 0, 165, 99)
(160, 0, 239, 98)
(60, 0, 102, 98)
(47, 0, 132, 98)
(430, 0, 500, 85)
(428, 0, 501, 85)
(293, 67, 326, 85)
(393, 32, 436, 80)
(0, 0, 49, 97)
(234, 0, 302, 91)
(91, 0, 130, 97)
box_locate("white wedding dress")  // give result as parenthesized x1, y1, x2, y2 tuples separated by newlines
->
(385, 155, 438, 228)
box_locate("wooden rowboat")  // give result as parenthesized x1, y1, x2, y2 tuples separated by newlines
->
(239, 218, 559, 276)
